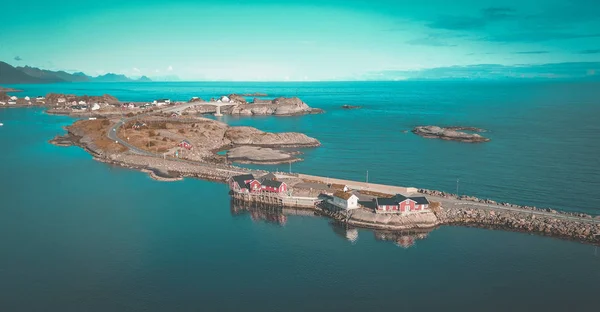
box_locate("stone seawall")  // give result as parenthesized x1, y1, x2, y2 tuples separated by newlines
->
(437, 206, 600, 245)
(420, 188, 597, 220)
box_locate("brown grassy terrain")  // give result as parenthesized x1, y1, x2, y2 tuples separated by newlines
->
(119, 120, 181, 154)
(70, 119, 127, 153)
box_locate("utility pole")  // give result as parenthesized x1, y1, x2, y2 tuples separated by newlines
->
(456, 178, 460, 197)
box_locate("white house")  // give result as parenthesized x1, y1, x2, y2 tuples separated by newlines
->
(8, 100, 16, 105)
(220, 96, 230, 103)
(0, 101, 6, 105)
(153, 99, 171, 106)
(78, 100, 87, 105)
(24, 96, 30, 101)
(331, 191, 360, 210)
(10, 96, 18, 101)
(57, 98, 66, 104)
(36, 96, 45, 101)
(91, 103, 101, 111)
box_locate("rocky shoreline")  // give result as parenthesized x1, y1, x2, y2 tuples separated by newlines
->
(412, 126, 490, 143)
(436, 205, 600, 244)
(418, 188, 597, 220)
(56, 125, 600, 245)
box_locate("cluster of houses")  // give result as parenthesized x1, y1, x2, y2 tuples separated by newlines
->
(229, 173, 288, 194)
(70, 101, 101, 111)
(0, 95, 45, 106)
(118, 99, 173, 110)
(325, 189, 430, 215)
(229, 172, 430, 215)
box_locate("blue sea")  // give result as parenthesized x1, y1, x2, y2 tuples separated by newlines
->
(1, 81, 599, 311)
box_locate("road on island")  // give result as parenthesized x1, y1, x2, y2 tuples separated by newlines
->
(107, 101, 224, 156)
(106, 102, 599, 225)
(106, 102, 250, 176)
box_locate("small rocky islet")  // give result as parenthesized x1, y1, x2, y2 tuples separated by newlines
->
(412, 125, 490, 143)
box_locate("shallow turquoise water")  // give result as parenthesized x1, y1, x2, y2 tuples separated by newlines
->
(6, 81, 600, 213)
(1, 84, 599, 311)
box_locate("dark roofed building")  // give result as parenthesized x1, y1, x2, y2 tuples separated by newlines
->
(261, 179, 287, 193)
(373, 194, 429, 213)
(229, 174, 256, 193)
(259, 173, 277, 183)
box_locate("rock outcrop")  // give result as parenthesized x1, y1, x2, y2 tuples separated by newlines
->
(228, 94, 247, 104)
(348, 209, 439, 230)
(118, 117, 320, 164)
(224, 126, 320, 147)
(412, 126, 490, 143)
(226, 146, 300, 164)
(226, 96, 321, 116)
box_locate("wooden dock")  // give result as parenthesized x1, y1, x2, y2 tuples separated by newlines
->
(231, 192, 319, 209)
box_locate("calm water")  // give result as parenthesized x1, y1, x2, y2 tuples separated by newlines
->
(7, 81, 600, 213)
(1, 82, 599, 311)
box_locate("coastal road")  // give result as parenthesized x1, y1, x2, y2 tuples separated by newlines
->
(161, 101, 235, 114)
(292, 173, 599, 224)
(106, 104, 599, 225)
(438, 197, 600, 225)
(106, 107, 253, 176)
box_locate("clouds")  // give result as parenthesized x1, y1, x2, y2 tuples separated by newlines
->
(485, 32, 600, 43)
(426, 7, 515, 31)
(421, 4, 600, 45)
(365, 62, 600, 80)
(513, 51, 549, 55)
(405, 36, 457, 47)
(578, 49, 600, 54)
(481, 7, 517, 20)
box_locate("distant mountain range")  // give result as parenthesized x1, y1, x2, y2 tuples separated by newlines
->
(0, 61, 152, 84)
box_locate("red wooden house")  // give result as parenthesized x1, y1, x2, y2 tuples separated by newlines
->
(179, 140, 193, 150)
(260, 179, 287, 193)
(229, 174, 256, 193)
(229, 174, 263, 193)
(373, 194, 429, 214)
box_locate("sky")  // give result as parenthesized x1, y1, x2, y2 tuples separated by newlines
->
(1, 0, 599, 81)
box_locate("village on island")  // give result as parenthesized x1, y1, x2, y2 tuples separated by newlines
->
(1, 89, 599, 246)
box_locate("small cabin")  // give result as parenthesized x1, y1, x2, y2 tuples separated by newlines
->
(178, 140, 193, 150)
(332, 191, 359, 210)
(153, 99, 171, 106)
(132, 121, 147, 130)
(373, 194, 430, 214)
(229, 174, 256, 193)
(261, 179, 287, 193)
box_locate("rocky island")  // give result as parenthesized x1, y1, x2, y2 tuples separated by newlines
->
(186, 94, 323, 116)
(61, 115, 320, 165)
(19, 90, 598, 246)
(412, 126, 490, 143)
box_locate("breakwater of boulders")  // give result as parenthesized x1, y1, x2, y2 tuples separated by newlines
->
(436, 205, 600, 244)
(418, 188, 597, 219)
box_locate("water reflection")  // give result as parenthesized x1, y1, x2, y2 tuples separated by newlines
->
(231, 201, 433, 248)
(373, 230, 431, 249)
(230, 201, 314, 227)
(330, 222, 359, 244)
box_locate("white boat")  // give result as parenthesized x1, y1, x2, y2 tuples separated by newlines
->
(0, 123, 3, 126)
